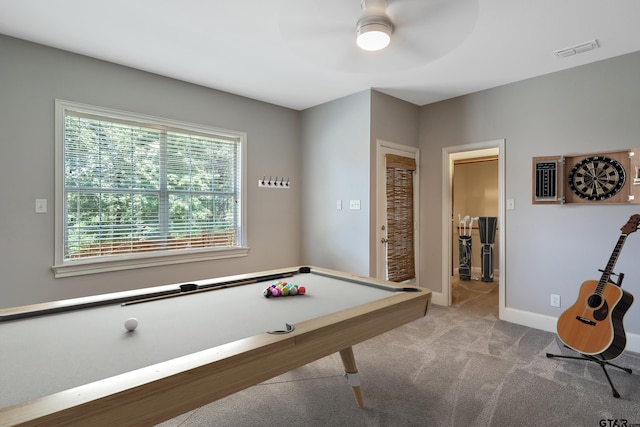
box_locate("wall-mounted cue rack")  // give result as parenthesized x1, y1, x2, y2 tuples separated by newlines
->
(532, 148, 640, 205)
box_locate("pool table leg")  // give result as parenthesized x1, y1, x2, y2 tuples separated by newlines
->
(339, 346, 364, 408)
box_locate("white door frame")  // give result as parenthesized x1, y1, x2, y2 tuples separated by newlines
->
(376, 139, 420, 283)
(442, 139, 505, 319)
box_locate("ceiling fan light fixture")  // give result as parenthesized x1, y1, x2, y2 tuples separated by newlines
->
(356, 15, 392, 51)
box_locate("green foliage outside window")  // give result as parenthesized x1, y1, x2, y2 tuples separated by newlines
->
(64, 114, 240, 260)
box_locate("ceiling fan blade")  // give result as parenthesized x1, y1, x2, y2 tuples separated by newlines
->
(361, 0, 390, 14)
(387, 0, 478, 64)
(389, 0, 477, 31)
(278, 0, 478, 74)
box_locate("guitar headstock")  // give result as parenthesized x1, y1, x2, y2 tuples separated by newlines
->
(621, 214, 640, 235)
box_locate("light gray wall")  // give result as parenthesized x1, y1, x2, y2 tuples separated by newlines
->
(3, 32, 640, 339)
(369, 91, 420, 277)
(0, 35, 301, 308)
(420, 51, 640, 335)
(370, 91, 420, 149)
(300, 91, 371, 276)
(299, 90, 419, 279)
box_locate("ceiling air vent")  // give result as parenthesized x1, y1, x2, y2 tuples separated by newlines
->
(554, 39, 599, 59)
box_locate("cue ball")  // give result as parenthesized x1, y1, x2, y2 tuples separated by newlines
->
(124, 317, 138, 332)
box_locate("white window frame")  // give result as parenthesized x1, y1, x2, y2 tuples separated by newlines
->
(52, 99, 248, 278)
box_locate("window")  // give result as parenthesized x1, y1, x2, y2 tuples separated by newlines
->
(53, 100, 247, 277)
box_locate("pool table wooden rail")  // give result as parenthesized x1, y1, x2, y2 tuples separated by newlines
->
(0, 269, 301, 322)
(0, 267, 430, 427)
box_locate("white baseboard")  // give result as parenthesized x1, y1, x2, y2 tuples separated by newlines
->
(502, 307, 558, 334)
(429, 291, 446, 306)
(502, 307, 640, 354)
(628, 332, 640, 354)
(429, 300, 640, 354)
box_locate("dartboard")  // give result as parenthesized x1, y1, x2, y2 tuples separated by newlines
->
(567, 155, 626, 201)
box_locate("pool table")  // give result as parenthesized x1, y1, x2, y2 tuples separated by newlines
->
(0, 266, 430, 426)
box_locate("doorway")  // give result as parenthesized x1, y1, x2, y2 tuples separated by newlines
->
(452, 156, 498, 311)
(376, 140, 420, 283)
(442, 140, 505, 319)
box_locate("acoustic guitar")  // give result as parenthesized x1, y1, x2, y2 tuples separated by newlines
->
(556, 214, 638, 360)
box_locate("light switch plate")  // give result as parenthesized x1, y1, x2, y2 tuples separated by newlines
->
(35, 199, 47, 213)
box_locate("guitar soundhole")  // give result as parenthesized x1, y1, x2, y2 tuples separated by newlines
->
(587, 294, 602, 308)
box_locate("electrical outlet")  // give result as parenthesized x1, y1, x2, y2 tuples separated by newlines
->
(550, 294, 561, 308)
(349, 200, 361, 210)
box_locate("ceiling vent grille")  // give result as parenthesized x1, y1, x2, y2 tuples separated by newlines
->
(554, 39, 599, 58)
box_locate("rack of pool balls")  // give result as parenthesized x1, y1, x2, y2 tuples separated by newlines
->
(263, 281, 306, 298)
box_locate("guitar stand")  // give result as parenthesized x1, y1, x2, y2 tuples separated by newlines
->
(546, 348, 633, 398)
(547, 269, 633, 398)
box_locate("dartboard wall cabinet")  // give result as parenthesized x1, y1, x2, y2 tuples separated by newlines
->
(532, 148, 640, 205)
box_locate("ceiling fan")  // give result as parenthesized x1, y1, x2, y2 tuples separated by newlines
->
(356, 0, 394, 51)
(278, 0, 478, 74)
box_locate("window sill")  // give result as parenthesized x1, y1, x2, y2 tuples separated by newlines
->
(51, 247, 250, 278)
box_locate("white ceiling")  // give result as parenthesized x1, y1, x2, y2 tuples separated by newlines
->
(1, 0, 639, 111)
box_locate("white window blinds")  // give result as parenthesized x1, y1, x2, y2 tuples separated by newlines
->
(60, 104, 243, 265)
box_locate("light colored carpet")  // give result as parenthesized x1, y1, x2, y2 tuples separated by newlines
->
(158, 277, 640, 426)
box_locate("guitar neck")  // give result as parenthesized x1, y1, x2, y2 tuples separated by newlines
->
(598, 234, 627, 289)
